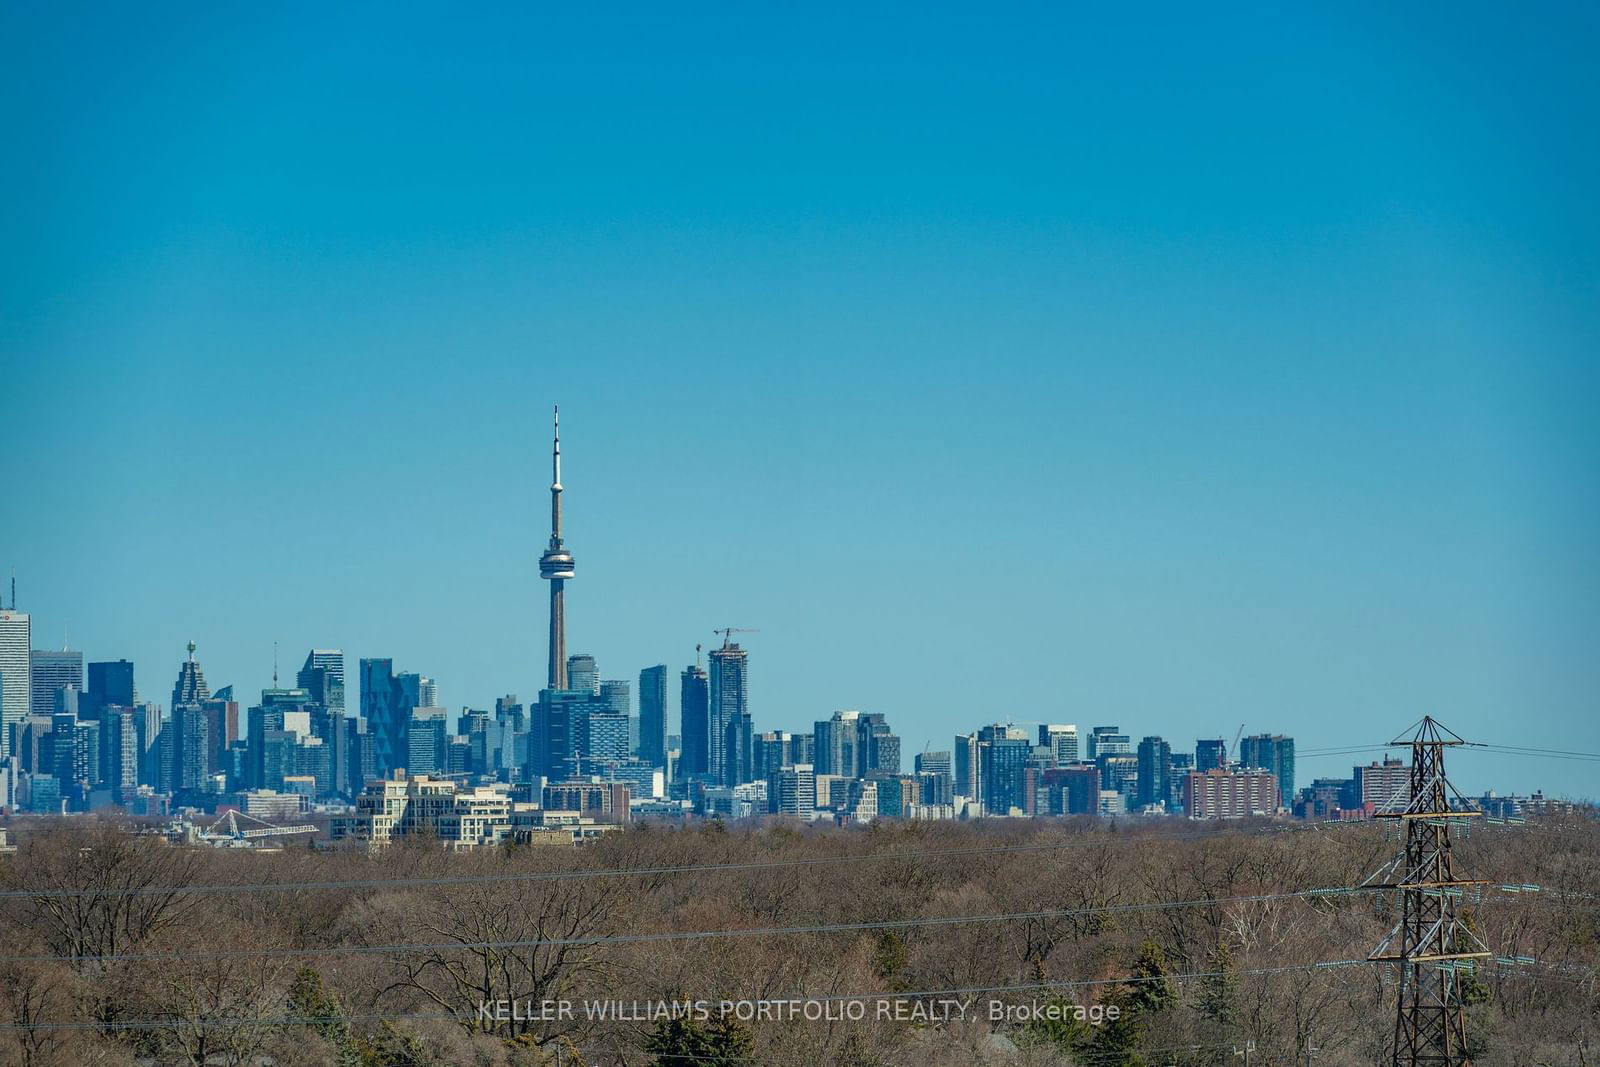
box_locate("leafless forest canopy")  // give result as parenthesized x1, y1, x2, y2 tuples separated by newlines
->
(0, 815, 1595, 1066)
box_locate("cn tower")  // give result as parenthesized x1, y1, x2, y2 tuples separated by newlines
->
(539, 406, 576, 690)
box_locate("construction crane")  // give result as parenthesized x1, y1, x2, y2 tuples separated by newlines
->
(713, 627, 760, 648)
(1228, 723, 1246, 766)
(199, 809, 318, 846)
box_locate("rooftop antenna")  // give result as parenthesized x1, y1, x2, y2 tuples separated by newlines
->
(9, 568, 14, 611)
(695, 643, 702, 670)
(273, 641, 279, 688)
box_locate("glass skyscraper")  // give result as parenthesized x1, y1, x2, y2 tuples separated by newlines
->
(30, 649, 83, 717)
(707, 642, 749, 784)
(297, 649, 346, 714)
(639, 665, 668, 767)
(0, 609, 32, 757)
(679, 664, 709, 778)
(1238, 734, 1295, 809)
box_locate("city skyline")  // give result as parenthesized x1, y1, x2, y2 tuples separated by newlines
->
(4, 396, 1593, 798)
(5, 6, 1597, 798)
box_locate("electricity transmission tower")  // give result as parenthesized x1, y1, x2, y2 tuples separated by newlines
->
(1367, 716, 1491, 1066)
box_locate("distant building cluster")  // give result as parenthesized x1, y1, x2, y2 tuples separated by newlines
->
(0, 414, 1574, 843)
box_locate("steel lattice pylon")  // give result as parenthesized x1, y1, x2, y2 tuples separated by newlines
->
(1366, 717, 1491, 1067)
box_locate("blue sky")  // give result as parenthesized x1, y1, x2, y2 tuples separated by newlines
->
(3, 3, 1596, 796)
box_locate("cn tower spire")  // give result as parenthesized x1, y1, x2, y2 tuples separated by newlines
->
(539, 405, 576, 690)
(551, 404, 563, 538)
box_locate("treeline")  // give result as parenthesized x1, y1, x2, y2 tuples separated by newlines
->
(0, 813, 1595, 1066)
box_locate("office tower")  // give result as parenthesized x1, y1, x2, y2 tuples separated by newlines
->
(953, 732, 979, 798)
(168, 643, 211, 790)
(679, 662, 709, 778)
(495, 695, 526, 733)
(707, 640, 748, 784)
(30, 649, 83, 718)
(104, 707, 139, 799)
(351, 727, 378, 791)
(915, 750, 954, 806)
(770, 764, 817, 816)
(85, 659, 136, 720)
(1168, 752, 1194, 812)
(567, 655, 599, 695)
(1196, 738, 1227, 774)
(979, 735, 1032, 816)
(246, 688, 302, 789)
(407, 707, 449, 775)
(395, 672, 431, 710)
(597, 677, 631, 757)
(814, 710, 862, 778)
(202, 692, 238, 783)
(174, 701, 209, 792)
(638, 665, 668, 767)
(460, 708, 489, 773)
(1238, 734, 1295, 809)
(532, 687, 612, 780)
(599, 678, 628, 713)
(47, 712, 98, 806)
(1099, 753, 1139, 797)
(1135, 736, 1172, 809)
(754, 731, 790, 782)
(723, 710, 753, 786)
(322, 708, 351, 795)
(580, 709, 631, 764)
(0, 607, 31, 757)
(1038, 724, 1079, 766)
(360, 658, 415, 776)
(171, 642, 210, 708)
(539, 407, 577, 690)
(1086, 726, 1130, 759)
(131, 702, 161, 787)
(297, 649, 346, 713)
(860, 713, 901, 775)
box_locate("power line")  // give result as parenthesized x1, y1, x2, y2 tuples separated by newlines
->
(0, 885, 1385, 967)
(0, 823, 1307, 901)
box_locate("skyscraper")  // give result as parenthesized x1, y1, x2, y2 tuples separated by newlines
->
(0, 608, 31, 757)
(567, 655, 599, 695)
(30, 649, 83, 718)
(707, 640, 748, 784)
(723, 710, 753, 786)
(679, 663, 709, 778)
(171, 642, 210, 709)
(1087, 726, 1130, 759)
(599, 679, 630, 717)
(539, 407, 576, 690)
(1136, 736, 1172, 810)
(1038, 724, 1080, 766)
(85, 659, 135, 721)
(639, 665, 668, 767)
(297, 649, 346, 713)
(360, 658, 412, 776)
(1238, 734, 1295, 809)
(170, 643, 212, 793)
(531, 688, 611, 780)
(1196, 738, 1227, 774)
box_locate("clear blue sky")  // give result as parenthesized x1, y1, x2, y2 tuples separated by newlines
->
(3, 4, 1596, 797)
